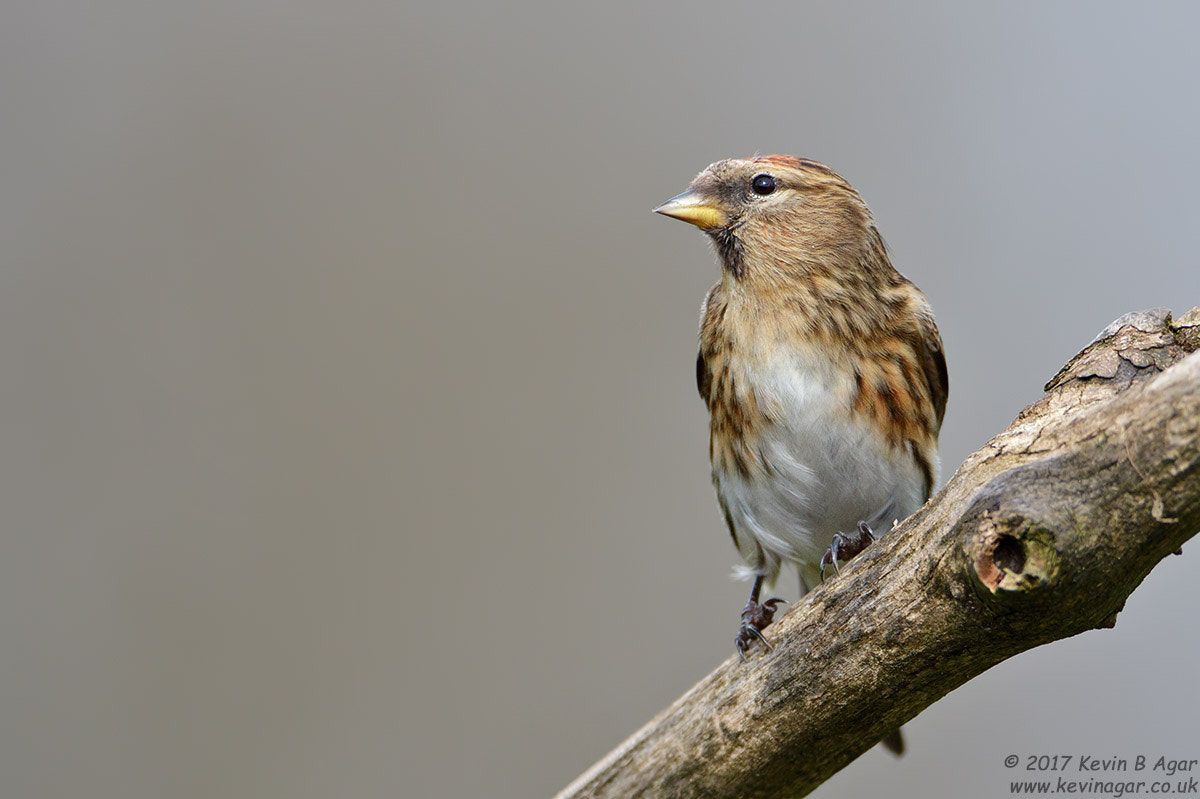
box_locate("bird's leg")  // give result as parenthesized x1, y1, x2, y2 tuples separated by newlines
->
(734, 574, 786, 660)
(820, 521, 878, 582)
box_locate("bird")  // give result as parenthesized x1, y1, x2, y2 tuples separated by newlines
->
(654, 156, 947, 752)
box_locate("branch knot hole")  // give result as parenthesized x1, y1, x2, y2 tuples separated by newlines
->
(992, 535, 1025, 574)
(972, 519, 1060, 595)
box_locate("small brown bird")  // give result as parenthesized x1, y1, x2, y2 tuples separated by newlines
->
(655, 156, 947, 713)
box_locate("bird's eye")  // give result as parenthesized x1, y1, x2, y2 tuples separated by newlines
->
(751, 174, 777, 196)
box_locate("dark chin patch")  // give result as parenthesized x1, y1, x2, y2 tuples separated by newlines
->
(709, 227, 746, 279)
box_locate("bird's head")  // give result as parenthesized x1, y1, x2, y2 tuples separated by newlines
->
(654, 156, 883, 281)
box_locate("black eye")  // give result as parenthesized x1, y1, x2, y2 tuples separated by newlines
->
(751, 174, 776, 196)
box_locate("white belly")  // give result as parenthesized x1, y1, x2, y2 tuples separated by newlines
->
(715, 351, 928, 592)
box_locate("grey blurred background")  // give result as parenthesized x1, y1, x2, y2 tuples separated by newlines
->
(2, 2, 1198, 797)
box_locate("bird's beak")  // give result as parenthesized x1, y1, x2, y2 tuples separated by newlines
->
(653, 190, 727, 230)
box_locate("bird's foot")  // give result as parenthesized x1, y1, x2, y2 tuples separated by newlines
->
(734, 596, 786, 660)
(820, 521, 877, 582)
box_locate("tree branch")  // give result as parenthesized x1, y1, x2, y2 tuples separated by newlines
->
(556, 307, 1200, 799)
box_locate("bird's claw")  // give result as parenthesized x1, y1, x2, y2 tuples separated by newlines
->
(820, 521, 877, 582)
(734, 597, 786, 659)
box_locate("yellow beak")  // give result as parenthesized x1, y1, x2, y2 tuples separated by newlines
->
(653, 189, 727, 230)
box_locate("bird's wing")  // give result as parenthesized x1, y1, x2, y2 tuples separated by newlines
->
(696, 284, 720, 406)
(912, 302, 948, 432)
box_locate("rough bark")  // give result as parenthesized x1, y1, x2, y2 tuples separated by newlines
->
(556, 307, 1200, 799)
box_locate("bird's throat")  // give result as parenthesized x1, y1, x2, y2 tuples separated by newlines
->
(708, 228, 746, 280)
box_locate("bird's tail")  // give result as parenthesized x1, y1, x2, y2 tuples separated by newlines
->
(881, 727, 905, 756)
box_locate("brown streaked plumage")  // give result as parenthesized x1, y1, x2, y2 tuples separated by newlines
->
(656, 157, 947, 753)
